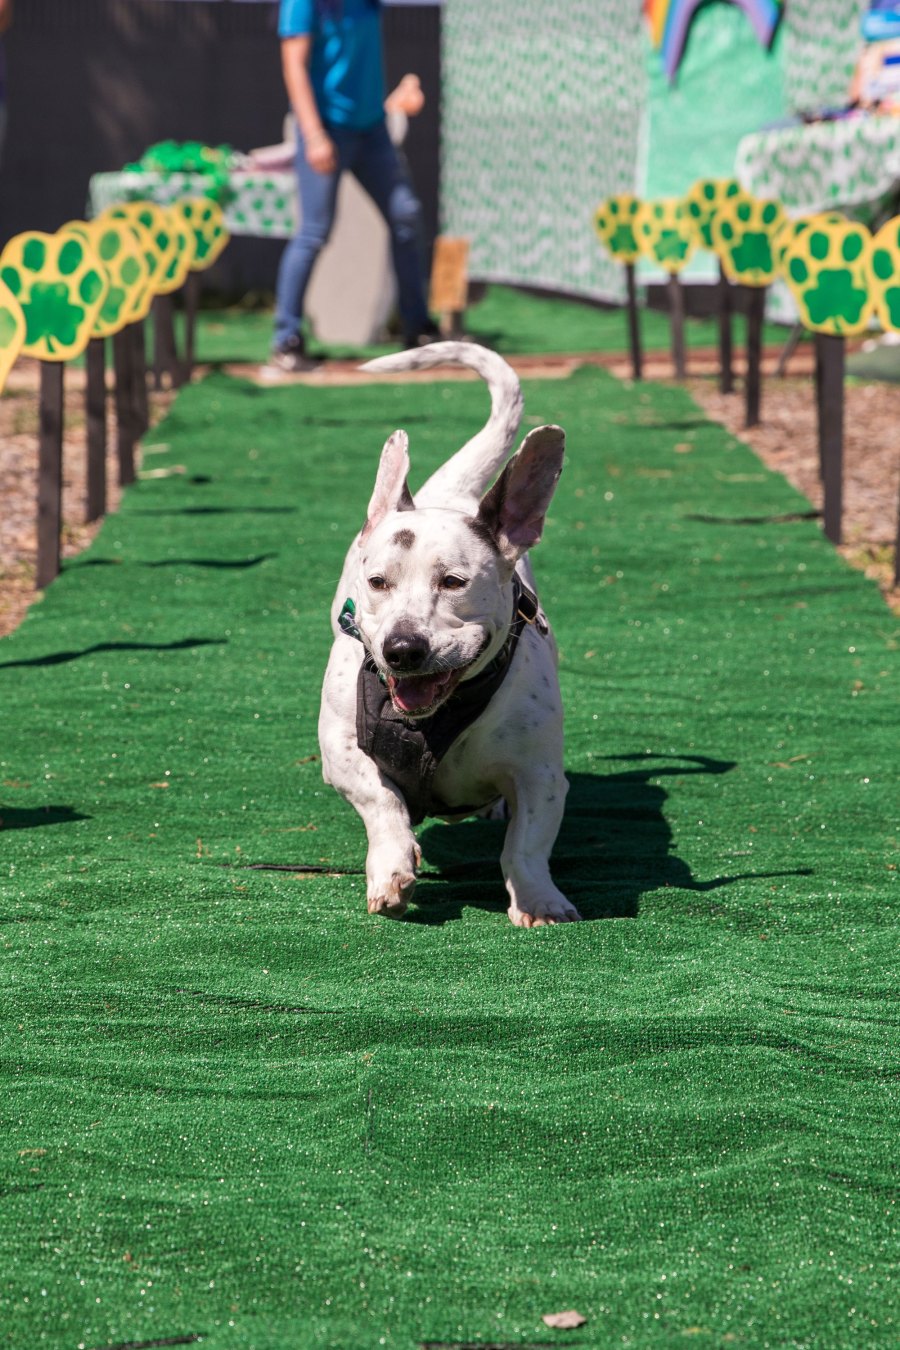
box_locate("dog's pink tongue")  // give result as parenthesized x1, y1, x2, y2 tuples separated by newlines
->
(390, 673, 447, 714)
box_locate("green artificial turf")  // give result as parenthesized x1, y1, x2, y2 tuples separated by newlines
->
(1, 365, 897, 1349)
(186, 284, 786, 366)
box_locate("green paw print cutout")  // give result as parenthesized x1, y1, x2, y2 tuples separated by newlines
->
(866, 215, 900, 334)
(160, 203, 199, 291)
(0, 229, 108, 361)
(684, 178, 742, 250)
(710, 191, 786, 287)
(132, 202, 180, 294)
(593, 194, 643, 264)
(0, 275, 26, 391)
(774, 213, 848, 274)
(101, 203, 167, 316)
(180, 197, 230, 271)
(64, 218, 151, 338)
(783, 217, 875, 336)
(636, 198, 696, 273)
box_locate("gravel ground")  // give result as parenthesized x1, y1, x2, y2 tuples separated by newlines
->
(687, 372, 900, 614)
(1, 351, 897, 640)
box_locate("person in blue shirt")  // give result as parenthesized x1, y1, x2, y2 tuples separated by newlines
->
(272, 0, 437, 371)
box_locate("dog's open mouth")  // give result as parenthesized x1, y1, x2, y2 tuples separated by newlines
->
(387, 667, 466, 717)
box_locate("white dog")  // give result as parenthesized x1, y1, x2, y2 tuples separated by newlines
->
(318, 342, 581, 927)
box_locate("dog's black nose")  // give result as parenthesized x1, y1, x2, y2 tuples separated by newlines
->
(382, 631, 429, 671)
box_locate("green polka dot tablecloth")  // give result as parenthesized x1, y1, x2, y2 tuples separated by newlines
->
(88, 171, 298, 240)
(735, 114, 900, 220)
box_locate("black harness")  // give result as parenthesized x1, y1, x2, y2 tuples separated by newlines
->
(339, 577, 545, 825)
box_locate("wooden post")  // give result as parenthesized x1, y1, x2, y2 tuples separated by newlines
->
(668, 272, 686, 379)
(624, 261, 643, 381)
(85, 337, 107, 522)
(817, 332, 845, 546)
(814, 332, 826, 480)
(131, 319, 150, 434)
(113, 327, 137, 487)
(184, 271, 199, 378)
(774, 322, 804, 379)
(36, 362, 64, 590)
(153, 293, 182, 389)
(744, 285, 766, 428)
(717, 259, 733, 394)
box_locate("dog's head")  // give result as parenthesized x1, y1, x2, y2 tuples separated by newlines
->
(352, 424, 564, 718)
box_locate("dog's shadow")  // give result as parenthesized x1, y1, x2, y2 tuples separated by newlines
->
(411, 753, 811, 924)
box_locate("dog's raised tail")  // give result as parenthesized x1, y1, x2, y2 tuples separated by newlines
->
(360, 341, 523, 510)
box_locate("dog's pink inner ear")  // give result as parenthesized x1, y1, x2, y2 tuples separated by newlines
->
(361, 430, 414, 542)
(477, 425, 564, 564)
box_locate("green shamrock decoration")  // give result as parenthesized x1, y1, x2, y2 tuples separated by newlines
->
(158, 203, 198, 293)
(180, 197, 230, 271)
(684, 178, 742, 249)
(0, 228, 108, 361)
(783, 217, 875, 336)
(593, 195, 643, 264)
(710, 192, 786, 287)
(636, 199, 696, 274)
(65, 219, 152, 338)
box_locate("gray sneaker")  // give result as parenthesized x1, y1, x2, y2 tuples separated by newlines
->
(269, 335, 319, 374)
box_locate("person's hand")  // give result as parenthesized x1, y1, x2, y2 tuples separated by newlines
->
(385, 73, 425, 118)
(305, 130, 337, 174)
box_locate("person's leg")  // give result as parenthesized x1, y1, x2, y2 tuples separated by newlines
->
(273, 128, 343, 352)
(349, 121, 434, 341)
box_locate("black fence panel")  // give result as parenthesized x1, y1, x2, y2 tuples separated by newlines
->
(0, 0, 441, 294)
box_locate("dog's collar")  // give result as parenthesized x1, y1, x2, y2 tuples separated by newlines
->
(338, 596, 363, 642)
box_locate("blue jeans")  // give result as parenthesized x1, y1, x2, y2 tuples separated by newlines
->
(274, 118, 430, 348)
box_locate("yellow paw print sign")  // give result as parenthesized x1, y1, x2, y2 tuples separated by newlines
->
(0, 229, 108, 361)
(64, 219, 152, 338)
(593, 195, 643, 264)
(684, 178, 742, 250)
(783, 217, 875, 336)
(0, 275, 26, 391)
(180, 198, 230, 271)
(710, 192, 786, 287)
(160, 203, 199, 291)
(866, 216, 900, 334)
(101, 204, 167, 313)
(132, 202, 181, 295)
(636, 198, 696, 274)
(773, 216, 812, 272)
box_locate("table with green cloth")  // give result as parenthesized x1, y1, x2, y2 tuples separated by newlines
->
(735, 112, 900, 220)
(88, 169, 298, 237)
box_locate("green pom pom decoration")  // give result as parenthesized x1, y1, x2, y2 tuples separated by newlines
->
(122, 140, 237, 206)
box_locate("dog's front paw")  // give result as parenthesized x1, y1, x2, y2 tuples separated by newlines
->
(507, 891, 582, 928)
(367, 871, 417, 919)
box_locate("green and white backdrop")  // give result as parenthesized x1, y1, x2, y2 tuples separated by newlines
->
(440, 0, 877, 300)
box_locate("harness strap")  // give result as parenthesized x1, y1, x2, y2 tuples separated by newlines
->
(349, 575, 545, 825)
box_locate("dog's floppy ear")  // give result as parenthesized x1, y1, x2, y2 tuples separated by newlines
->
(476, 424, 564, 566)
(360, 431, 414, 542)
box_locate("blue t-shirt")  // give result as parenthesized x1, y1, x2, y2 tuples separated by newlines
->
(278, 0, 385, 131)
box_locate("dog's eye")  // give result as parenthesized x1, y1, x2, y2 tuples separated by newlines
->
(368, 575, 388, 592)
(440, 574, 467, 591)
